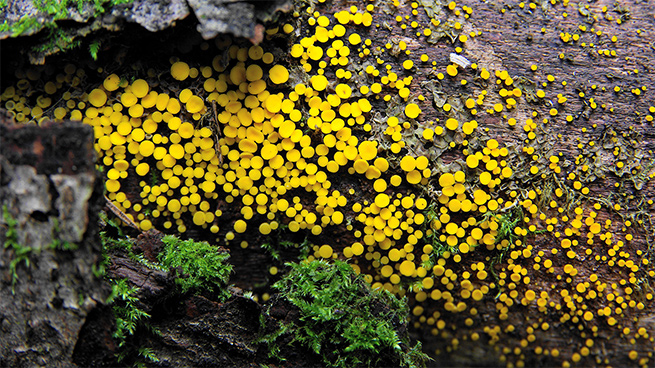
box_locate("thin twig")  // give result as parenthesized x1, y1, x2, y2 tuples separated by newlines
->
(104, 195, 140, 230)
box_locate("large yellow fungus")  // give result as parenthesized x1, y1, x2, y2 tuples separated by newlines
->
(131, 79, 149, 98)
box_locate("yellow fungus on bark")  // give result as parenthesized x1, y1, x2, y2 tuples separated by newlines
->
(234, 219, 247, 233)
(318, 244, 333, 258)
(186, 95, 205, 114)
(88, 89, 107, 107)
(405, 103, 421, 119)
(268, 65, 289, 84)
(358, 140, 377, 161)
(399, 260, 415, 276)
(131, 79, 149, 98)
(171, 61, 190, 81)
(103, 74, 121, 91)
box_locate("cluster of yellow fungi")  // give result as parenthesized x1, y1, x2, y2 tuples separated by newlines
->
(1, 0, 654, 367)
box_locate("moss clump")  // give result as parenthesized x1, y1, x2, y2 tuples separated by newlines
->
(2, 204, 33, 294)
(102, 231, 233, 363)
(263, 260, 429, 368)
(159, 235, 232, 298)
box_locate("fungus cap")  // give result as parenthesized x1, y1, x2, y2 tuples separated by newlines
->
(103, 74, 120, 91)
(88, 89, 107, 108)
(246, 64, 263, 82)
(310, 75, 328, 91)
(234, 219, 247, 233)
(171, 61, 190, 81)
(358, 141, 377, 161)
(405, 103, 421, 119)
(269, 65, 289, 84)
(186, 95, 205, 114)
(131, 79, 149, 98)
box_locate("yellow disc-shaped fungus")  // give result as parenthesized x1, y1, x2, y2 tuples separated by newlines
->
(310, 75, 328, 91)
(178, 122, 194, 139)
(234, 219, 247, 233)
(259, 223, 272, 235)
(405, 103, 421, 119)
(318, 244, 333, 258)
(269, 65, 289, 84)
(351, 242, 364, 256)
(335, 84, 352, 99)
(131, 79, 149, 98)
(88, 89, 107, 107)
(374, 193, 390, 208)
(400, 156, 416, 172)
(246, 64, 263, 81)
(103, 74, 120, 91)
(407, 170, 422, 184)
(466, 155, 479, 168)
(358, 141, 377, 161)
(135, 163, 150, 176)
(399, 260, 416, 276)
(171, 61, 190, 81)
(186, 95, 205, 114)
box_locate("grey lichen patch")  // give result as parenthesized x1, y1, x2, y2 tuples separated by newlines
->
(51, 173, 95, 243)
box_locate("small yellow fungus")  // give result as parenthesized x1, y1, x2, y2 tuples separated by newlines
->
(171, 61, 190, 81)
(318, 244, 334, 258)
(131, 79, 149, 98)
(88, 89, 107, 107)
(358, 141, 377, 161)
(310, 75, 329, 91)
(399, 260, 415, 276)
(186, 95, 205, 114)
(400, 156, 416, 172)
(269, 65, 289, 84)
(375, 193, 390, 208)
(103, 74, 120, 91)
(245, 64, 263, 81)
(234, 219, 247, 233)
(335, 84, 352, 99)
(259, 223, 272, 235)
(445, 118, 458, 130)
(405, 103, 421, 119)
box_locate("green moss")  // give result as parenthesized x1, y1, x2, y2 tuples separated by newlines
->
(107, 278, 151, 361)
(261, 260, 430, 368)
(31, 25, 82, 55)
(100, 229, 233, 363)
(2, 204, 33, 294)
(159, 235, 233, 298)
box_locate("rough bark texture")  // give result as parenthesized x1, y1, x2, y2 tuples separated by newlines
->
(0, 0, 292, 40)
(0, 121, 410, 366)
(0, 121, 274, 367)
(2, 0, 655, 366)
(0, 121, 108, 367)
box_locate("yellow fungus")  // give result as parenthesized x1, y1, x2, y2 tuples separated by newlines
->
(171, 61, 190, 81)
(186, 95, 205, 114)
(269, 65, 289, 84)
(405, 103, 421, 119)
(88, 89, 107, 107)
(103, 74, 120, 91)
(234, 219, 247, 233)
(318, 244, 333, 258)
(399, 260, 415, 277)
